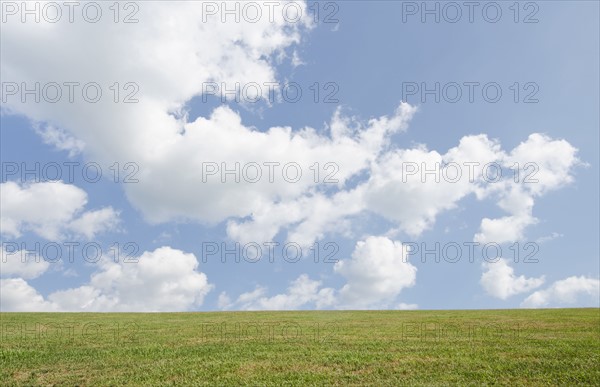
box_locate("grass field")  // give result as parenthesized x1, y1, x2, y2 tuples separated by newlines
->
(1, 308, 599, 386)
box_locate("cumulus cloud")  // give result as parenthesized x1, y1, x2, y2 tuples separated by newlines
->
(474, 214, 538, 245)
(1, 1, 582, 248)
(363, 134, 502, 237)
(507, 133, 581, 195)
(129, 102, 415, 228)
(1, 244, 50, 279)
(233, 131, 580, 248)
(480, 258, 545, 300)
(0, 247, 212, 312)
(0, 1, 588, 313)
(521, 276, 600, 308)
(0, 278, 58, 312)
(219, 274, 335, 310)
(0, 181, 120, 241)
(1, 1, 313, 162)
(228, 131, 580, 248)
(334, 236, 417, 309)
(475, 134, 581, 244)
(220, 236, 417, 310)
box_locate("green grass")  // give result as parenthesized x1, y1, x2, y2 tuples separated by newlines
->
(1, 309, 599, 386)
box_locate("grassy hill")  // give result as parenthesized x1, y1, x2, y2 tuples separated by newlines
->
(1, 308, 599, 385)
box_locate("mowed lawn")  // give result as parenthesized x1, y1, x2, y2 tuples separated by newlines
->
(1, 309, 599, 386)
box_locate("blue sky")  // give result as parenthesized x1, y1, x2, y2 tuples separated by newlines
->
(1, 1, 598, 311)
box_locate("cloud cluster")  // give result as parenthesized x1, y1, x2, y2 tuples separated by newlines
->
(220, 236, 417, 310)
(521, 276, 600, 308)
(0, 246, 212, 312)
(226, 130, 581, 248)
(1, 1, 582, 248)
(474, 133, 581, 244)
(479, 259, 599, 308)
(0, 181, 120, 240)
(218, 274, 336, 310)
(0, 279, 58, 312)
(1, 1, 591, 311)
(480, 258, 545, 300)
(1, 244, 50, 280)
(334, 236, 417, 308)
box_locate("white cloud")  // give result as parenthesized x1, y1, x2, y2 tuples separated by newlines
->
(474, 134, 581, 244)
(1, 245, 50, 279)
(0, 1, 590, 314)
(474, 214, 538, 245)
(301, 132, 578, 245)
(227, 189, 364, 249)
(0, 278, 58, 312)
(507, 133, 581, 195)
(34, 124, 85, 157)
(227, 131, 580, 248)
(0, 247, 213, 312)
(1, 1, 313, 161)
(1, 1, 583, 248)
(217, 292, 233, 309)
(0, 181, 119, 241)
(129, 102, 415, 229)
(535, 232, 563, 244)
(219, 274, 335, 311)
(521, 276, 600, 308)
(221, 236, 417, 310)
(396, 303, 419, 310)
(335, 236, 417, 309)
(68, 207, 121, 240)
(0, 2, 424, 248)
(291, 50, 305, 67)
(363, 134, 502, 237)
(480, 258, 545, 300)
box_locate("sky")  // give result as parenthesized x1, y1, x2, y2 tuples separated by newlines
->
(0, 0, 598, 311)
